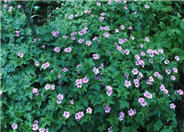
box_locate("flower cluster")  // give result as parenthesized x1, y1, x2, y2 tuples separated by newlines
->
(32, 88, 39, 96)
(106, 86, 113, 96)
(56, 93, 64, 104)
(92, 54, 100, 60)
(175, 89, 183, 95)
(144, 91, 152, 99)
(52, 31, 59, 38)
(75, 111, 84, 120)
(64, 47, 72, 53)
(138, 97, 147, 107)
(160, 84, 169, 95)
(32, 120, 48, 132)
(42, 62, 50, 69)
(128, 109, 136, 116)
(45, 84, 55, 91)
(75, 77, 89, 88)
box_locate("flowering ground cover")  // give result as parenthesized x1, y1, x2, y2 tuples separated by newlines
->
(1, 0, 184, 132)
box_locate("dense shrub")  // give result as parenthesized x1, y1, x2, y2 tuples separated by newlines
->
(1, 0, 184, 132)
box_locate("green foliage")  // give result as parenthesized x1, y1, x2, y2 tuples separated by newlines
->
(1, 0, 184, 132)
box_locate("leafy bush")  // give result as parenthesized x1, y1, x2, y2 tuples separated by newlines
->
(1, 0, 184, 132)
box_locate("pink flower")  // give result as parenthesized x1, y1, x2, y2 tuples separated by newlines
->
(11, 123, 18, 130)
(35, 61, 39, 67)
(164, 60, 169, 64)
(108, 0, 112, 4)
(141, 51, 145, 56)
(171, 75, 176, 81)
(8, 6, 13, 12)
(63, 35, 67, 39)
(97, 2, 101, 6)
(42, 62, 50, 69)
(124, 80, 131, 88)
(32, 124, 39, 131)
(165, 69, 171, 75)
(103, 32, 110, 38)
(101, 12, 105, 16)
(118, 111, 125, 121)
(175, 56, 180, 61)
(58, 74, 62, 79)
(63, 111, 70, 119)
(64, 47, 72, 53)
(75, 111, 84, 120)
(170, 103, 176, 109)
(106, 86, 112, 91)
(82, 77, 89, 83)
(108, 127, 113, 132)
(158, 49, 164, 54)
(69, 14, 73, 19)
(86, 107, 92, 114)
(145, 4, 149, 9)
(132, 68, 138, 75)
(104, 26, 110, 31)
(138, 97, 147, 107)
(104, 105, 111, 113)
(120, 25, 125, 30)
(33, 88, 38, 93)
(3, 4, 7, 8)
(51, 84, 55, 90)
(124, 6, 128, 10)
(45, 84, 50, 90)
(133, 11, 137, 15)
(116, 45, 122, 51)
(39, 128, 45, 132)
(56, 100, 62, 104)
(70, 99, 74, 104)
(17, 51, 24, 58)
(33, 120, 38, 124)
(106, 90, 112, 96)
(115, 0, 121, 3)
(93, 67, 99, 74)
(78, 39, 84, 44)
(54, 47, 60, 53)
(115, 29, 119, 33)
(144, 91, 152, 99)
(119, 38, 125, 44)
(128, 109, 136, 116)
(52, 31, 59, 38)
(76, 79, 83, 88)
(86, 41, 92, 46)
(160, 84, 165, 91)
(129, 26, 132, 30)
(99, 17, 104, 22)
(93, 54, 100, 60)
(17, 4, 21, 8)
(135, 55, 140, 60)
(145, 37, 150, 42)
(173, 68, 178, 73)
(62, 67, 68, 72)
(57, 94, 64, 100)
(175, 89, 183, 95)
